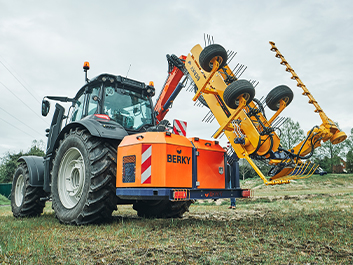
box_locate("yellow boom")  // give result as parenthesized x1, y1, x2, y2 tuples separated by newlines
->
(184, 41, 346, 185)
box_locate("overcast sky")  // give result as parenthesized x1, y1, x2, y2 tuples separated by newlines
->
(0, 0, 352, 156)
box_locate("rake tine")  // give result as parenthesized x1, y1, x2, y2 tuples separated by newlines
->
(204, 33, 207, 47)
(202, 110, 211, 122)
(232, 63, 240, 74)
(277, 117, 287, 128)
(238, 66, 247, 78)
(234, 65, 243, 76)
(227, 51, 237, 65)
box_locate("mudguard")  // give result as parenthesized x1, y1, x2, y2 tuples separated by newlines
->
(57, 116, 129, 146)
(18, 156, 45, 187)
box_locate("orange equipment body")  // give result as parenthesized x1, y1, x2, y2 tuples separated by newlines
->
(116, 132, 226, 190)
(189, 137, 226, 189)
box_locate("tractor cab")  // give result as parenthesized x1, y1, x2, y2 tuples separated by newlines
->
(70, 73, 155, 132)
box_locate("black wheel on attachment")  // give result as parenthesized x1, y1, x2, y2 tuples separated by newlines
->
(11, 163, 46, 218)
(265, 85, 293, 111)
(199, 44, 228, 72)
(133, 200, 192, 218)
(51, 128, 118, 225)
(223, 79, 255, 109)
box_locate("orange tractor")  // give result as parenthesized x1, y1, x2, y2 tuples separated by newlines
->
(11, 40, 346, 224)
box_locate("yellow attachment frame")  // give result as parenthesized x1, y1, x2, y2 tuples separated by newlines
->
(184, 43, 346, 186)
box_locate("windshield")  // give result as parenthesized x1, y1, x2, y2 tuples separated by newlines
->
(103, 86, 153, 130)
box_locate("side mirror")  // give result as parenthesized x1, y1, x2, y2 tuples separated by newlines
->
(42, 99, 50, 116)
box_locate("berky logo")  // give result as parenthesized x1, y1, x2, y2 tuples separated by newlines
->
(167, 150, 190, 164)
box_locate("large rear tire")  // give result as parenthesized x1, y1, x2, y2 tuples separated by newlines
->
(199, 44, 228, 72)
(51, 128, 118, 225)
(11, 163, 46, 217)
(133, 200, 192, 218)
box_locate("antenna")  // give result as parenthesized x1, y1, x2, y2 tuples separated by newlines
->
(126, 64, 131, 78)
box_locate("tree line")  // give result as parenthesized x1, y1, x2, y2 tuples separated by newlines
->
(0, 140, 45, 183)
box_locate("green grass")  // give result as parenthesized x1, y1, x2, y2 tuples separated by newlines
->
(0, 194, 10, 205)
(0, 174, 352, 264)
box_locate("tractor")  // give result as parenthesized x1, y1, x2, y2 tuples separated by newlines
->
(11, 40, 346, 225)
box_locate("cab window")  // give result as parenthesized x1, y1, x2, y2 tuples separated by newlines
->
(87, 85, 101, 116)
(71, 93, 85, 121)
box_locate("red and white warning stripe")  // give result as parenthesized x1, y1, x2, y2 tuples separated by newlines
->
(141, 144, 152, 184)
(173, 119, 187, 136)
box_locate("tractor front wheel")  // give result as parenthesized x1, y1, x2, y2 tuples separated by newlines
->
(11, 163, 46, 217)
(51, 128, 118, 225)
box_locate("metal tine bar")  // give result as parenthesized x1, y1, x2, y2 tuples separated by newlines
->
(271, 116, 284, 127)
(289, 162, 305, 176)
(284, 163, 319, 180)
(227, 51, 237, 65)
(274, 116, 287, 128)
(293, 161, 310, 176)
(204, 33, 207, 47)
(202, 110, 211, 122)
(238, 66, 247, 78)
(276, 117, 286, 128)
(253, 81, 260, 88)
(277, 117, 287, 128)
(272, 116, 283, 127)
(208, 112, 215, 122)
(234, 65, 244, 76)
(249, 80, 257, 85)
(207, 112, 215, 123)
(271, 116, 279, 127)
(296, 161, 310, 176)
(212, 36, 214, 44)
(206, 111, 214, 123)
(232, 63, 240, 74)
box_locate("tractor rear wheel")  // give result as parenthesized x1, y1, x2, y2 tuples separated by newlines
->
(265, 85, 293, 111)
(11, 163, 46, 217)
(199, 44, 228, 72)
(133, 200, 192, 218)
(51, 128, 118, 225)
(223, 79, 255, 109)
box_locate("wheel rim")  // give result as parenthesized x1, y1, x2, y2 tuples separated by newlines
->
(58, 147, 85, 209)
(209, 56, 223, 70)
(276, 96, 290, 108)
(15, 174, 25, 207)
(235, 93, 251, 106)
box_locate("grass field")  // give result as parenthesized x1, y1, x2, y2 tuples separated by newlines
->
(0, 194, 10, 205)
(0, 174, 352, 264)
